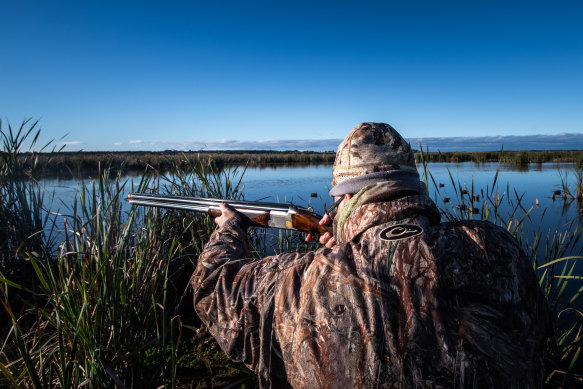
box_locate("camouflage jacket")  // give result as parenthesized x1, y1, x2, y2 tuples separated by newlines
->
(191, 195, 551, 388)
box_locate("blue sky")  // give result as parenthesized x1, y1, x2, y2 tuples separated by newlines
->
(1, 1, 582, 151)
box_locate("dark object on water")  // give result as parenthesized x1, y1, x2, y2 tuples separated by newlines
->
(310, 193, 318, 198)
(473, 195, 480, 202)
(471, 207, 479, 214)
(439, 183, 445, 188)
(552, 190, 562, 201)
(457, 204, 467, 211)
(443, 197, 450, 203)
(461, 189, 469, 195)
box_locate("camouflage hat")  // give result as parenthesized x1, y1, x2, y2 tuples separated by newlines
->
(331, 122, 418, 193)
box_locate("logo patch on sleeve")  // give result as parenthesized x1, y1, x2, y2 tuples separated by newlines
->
(379, 224, 423, 241)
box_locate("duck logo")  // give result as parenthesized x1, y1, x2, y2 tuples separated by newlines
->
(379, 224, 423, 241)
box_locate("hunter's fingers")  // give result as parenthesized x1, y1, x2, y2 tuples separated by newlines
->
(319, 232, 333, 245)
(325, 236, 337, 248)
(214, 203, 238, 227)
(320, 212, 335, 226)
(308, 231, 336, 248)
(219, 202, 236, 213)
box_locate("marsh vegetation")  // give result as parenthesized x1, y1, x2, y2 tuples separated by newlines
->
(417, 149, 583, 165)
(5, 146, 583, 180)
(1, 120, 582, 387)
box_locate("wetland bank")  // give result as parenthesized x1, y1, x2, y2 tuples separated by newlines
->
(1, 123, 583, 387)
(20, 148, 583, 179)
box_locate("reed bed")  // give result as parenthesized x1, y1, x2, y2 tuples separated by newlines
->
(4, 149, 583, 179)
(0, 119, 582, 387)
(11, 150, 337, 179)
(416, 149, 583, 165)
(0, 120, 257, 387)
(556, 167, 583, 205)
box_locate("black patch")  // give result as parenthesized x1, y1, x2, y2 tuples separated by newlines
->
(379, 224, 423, 241)
(332, 304, 346, 315)
(372, 127, 386, 146)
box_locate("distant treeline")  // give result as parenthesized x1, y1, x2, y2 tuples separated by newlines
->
(15, 150, 337, 178)
(4, 149, 583, 178)
(418, 149, 583, 165)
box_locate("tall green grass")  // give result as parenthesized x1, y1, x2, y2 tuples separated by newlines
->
(0, 120, 257, 387)
(0, 119, 62, 264)
(1, 120, 582, 387)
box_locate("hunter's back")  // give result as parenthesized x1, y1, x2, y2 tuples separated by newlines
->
(275, 197, 549, 388)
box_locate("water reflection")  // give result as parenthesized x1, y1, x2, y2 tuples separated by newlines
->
(39, 162, 583, 284)
(35, 162, 583, 312)
(40, 162, 582, 229)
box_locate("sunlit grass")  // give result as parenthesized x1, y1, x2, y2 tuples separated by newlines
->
(0, 120, 582, 387)
(0, 120, 257, 387)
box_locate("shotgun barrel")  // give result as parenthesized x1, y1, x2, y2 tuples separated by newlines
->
(127, 193, 332, 234)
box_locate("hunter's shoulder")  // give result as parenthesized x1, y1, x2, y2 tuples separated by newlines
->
(429, 219, 522, 250)
(426, 219, 539, 292)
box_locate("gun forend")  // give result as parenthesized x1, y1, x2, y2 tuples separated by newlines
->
(127, 193, 332, 234)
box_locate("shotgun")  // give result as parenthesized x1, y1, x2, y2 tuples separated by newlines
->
(127, 193, 333, 235)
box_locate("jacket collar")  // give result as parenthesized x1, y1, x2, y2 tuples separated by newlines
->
(338, 195, 441, 243)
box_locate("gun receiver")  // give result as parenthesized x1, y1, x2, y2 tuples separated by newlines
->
(127, 193, 332, 235)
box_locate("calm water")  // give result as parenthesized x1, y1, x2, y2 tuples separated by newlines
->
(42, 162, 582, 232)
(41, 162, 583, 263)
(243, 163, 582, 232)
(243, 163, 583, 305)
(39, 162, 583, 305)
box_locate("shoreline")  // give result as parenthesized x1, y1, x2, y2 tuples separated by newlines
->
(3, 149, 582, 179)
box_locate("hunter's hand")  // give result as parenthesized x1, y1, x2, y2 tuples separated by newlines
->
(214, 203, 239, 228)
(305, 212, 337, 248)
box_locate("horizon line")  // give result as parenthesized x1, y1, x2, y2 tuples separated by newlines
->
(52, 133, 583, 153)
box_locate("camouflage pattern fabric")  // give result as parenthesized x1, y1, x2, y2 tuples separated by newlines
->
(332, 122, 418, 187)
(191, 195, 551, 388)
(333, 181, 428, 244)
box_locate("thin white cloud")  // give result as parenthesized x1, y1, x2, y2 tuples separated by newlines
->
(113, 142, 122, 146)
(148, 138, 342, 152)
(410, 133, 583, 152)
(59, 141, 85, 146)
(57, 140, 86, 148)
(109, 134, 583, 152)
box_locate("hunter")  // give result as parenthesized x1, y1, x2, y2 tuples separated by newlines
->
(191, 122, 551, 388)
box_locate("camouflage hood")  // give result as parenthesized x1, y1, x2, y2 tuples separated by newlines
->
(331, 123, 417, 191)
